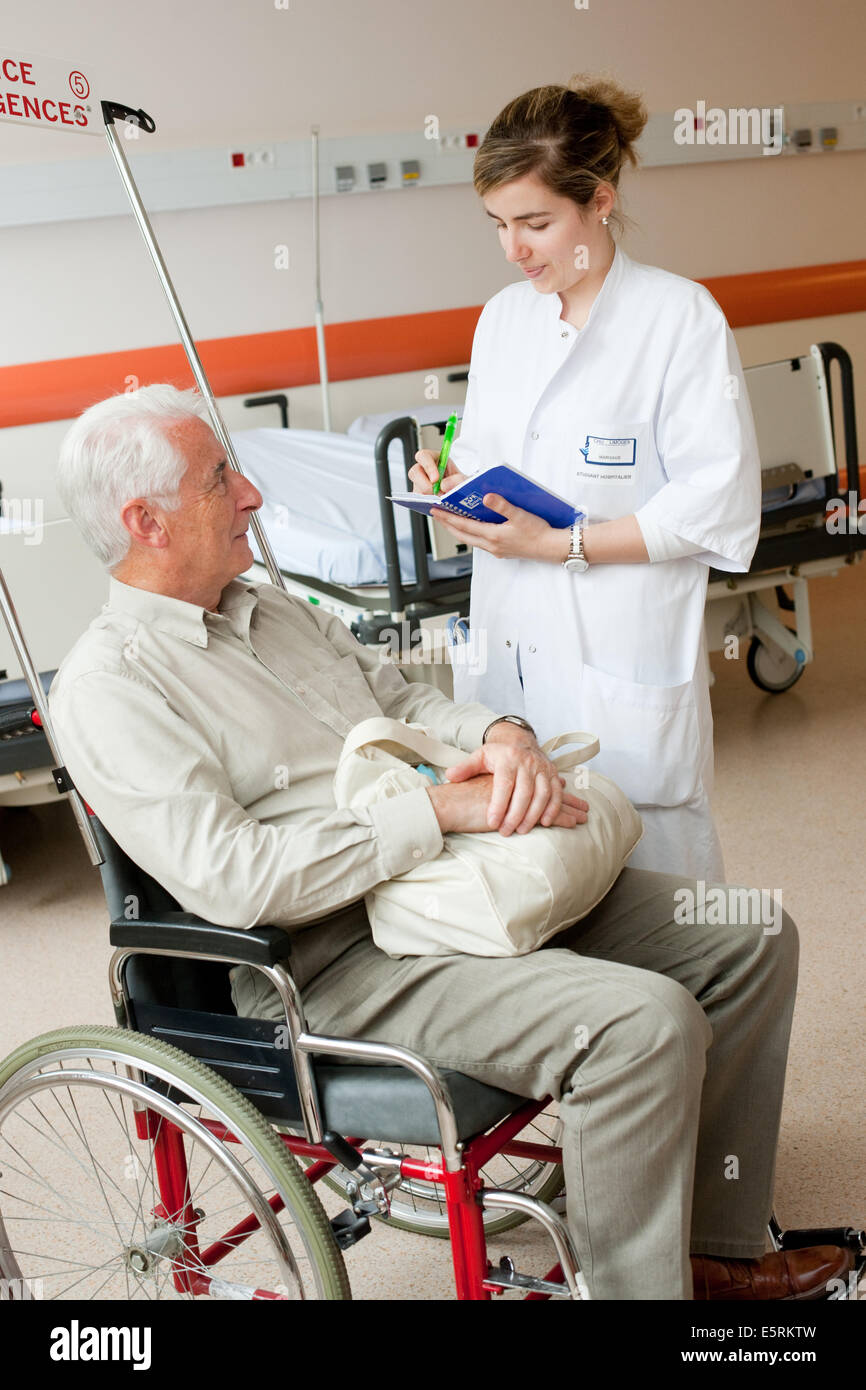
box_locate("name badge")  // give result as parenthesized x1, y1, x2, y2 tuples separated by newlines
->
(577, 432, 638, 485)
(580, 435, 637, 466)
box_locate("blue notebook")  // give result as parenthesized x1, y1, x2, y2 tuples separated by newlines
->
(390, 465, 582, 528)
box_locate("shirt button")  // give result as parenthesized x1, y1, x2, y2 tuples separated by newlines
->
(529, 644, 537, 653)
(412, 848, 423, 860)
(531, 431, 539, 440)
(505, 639, 512, 647)
(296, 684, 306, 696)
(561, 330, 569, 338)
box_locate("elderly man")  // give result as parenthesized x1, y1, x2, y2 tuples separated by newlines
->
(48, 384, 847, 1302)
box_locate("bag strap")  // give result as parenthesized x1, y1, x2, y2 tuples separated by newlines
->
(340, 717, 600, 774)
(540, 732, 601, 770)
(338, 716, 466, 769)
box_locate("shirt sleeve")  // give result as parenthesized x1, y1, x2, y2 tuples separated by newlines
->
(301, 600, 502, 753)
(635, 513, 705, 563)
(48, 666, 444, 931)
(634, 288, 763, 573)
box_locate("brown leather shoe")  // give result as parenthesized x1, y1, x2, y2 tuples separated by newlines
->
(692, 1245, 854, 1300)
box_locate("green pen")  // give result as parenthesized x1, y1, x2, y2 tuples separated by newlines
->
(432, 413, 458, 495)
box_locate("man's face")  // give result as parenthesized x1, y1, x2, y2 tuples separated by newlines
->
(154, 416, 263, 598)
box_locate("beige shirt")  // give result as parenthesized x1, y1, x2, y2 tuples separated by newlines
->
(48, 577, 500, 987)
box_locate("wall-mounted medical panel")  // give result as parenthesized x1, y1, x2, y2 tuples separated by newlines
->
(0, 100, 864, 228)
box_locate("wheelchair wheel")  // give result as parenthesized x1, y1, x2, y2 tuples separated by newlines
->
(0, 1026, 350, 1300)
(320, 1103, 565, 1238)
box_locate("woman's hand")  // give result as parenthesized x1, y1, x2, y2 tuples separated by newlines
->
(431, 493, 571, 564)
(409, 448, 467, 496)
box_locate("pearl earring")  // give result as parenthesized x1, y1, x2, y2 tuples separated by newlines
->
(602, 216, 609, 225)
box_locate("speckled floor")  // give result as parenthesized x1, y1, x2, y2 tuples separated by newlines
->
(1, 557, 863, 1299)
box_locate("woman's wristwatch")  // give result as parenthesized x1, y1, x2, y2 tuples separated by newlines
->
(563, 520, 589, 573)
(482, 714, 537, 744)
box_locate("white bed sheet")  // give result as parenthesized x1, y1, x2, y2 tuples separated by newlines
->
(230, 427, 419, 587)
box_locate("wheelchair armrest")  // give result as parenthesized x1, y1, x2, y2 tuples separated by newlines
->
(109, 911, 293, 967)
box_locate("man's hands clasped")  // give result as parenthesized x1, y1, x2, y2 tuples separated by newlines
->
(426, 726, 589, 838)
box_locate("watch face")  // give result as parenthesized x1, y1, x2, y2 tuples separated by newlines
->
(565, 556, 589, 573)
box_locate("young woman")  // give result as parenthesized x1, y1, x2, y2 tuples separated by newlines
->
(411, 76, 762, 880)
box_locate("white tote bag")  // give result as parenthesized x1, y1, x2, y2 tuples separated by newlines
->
(333, 717, 643, 958)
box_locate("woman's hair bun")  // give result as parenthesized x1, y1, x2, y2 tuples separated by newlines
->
(568, 72, 648, 166)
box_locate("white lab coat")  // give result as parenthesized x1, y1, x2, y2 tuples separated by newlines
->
(450, 244, 762, 880)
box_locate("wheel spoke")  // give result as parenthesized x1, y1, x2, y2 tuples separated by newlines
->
(0, 1149, 125, 1245)
(13, 1100, 142, 1226)
(52, 1254, 126, 1300)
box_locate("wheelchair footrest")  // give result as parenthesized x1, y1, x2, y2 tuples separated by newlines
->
(330, 1208, 372, 1251)
(776, 1225, 866, 1254)
(484, 1256, 569, 1298)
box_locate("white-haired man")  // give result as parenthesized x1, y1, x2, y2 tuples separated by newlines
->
(48, 384, 849, 1302)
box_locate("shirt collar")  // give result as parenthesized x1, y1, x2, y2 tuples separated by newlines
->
(107, 576, 261, 647)
(543, 241, 628, 330)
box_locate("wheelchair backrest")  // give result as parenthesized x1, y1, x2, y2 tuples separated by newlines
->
(93, 816, 237, 1014)
(92, 814, 182, 920)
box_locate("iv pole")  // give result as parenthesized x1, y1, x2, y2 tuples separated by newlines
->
(311, 126, 332, 432)
(101, 101, 288, 595)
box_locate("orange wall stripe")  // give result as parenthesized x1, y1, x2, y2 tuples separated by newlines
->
(1, 262, 864, 429)
(0, 307, 483, 430)
(702, 258, 866, 329)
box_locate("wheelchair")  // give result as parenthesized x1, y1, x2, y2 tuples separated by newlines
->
(0, 806, 586, 1300)
(1, 579, 864, 1302)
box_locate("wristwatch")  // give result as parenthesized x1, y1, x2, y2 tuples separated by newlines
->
(482, 714, 537, 744)
(563, 520, 589, 573)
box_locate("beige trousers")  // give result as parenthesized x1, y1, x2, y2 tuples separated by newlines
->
(234, 867, 799, 1300)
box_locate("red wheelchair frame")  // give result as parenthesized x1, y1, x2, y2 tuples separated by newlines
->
(135, 1084, 571, 1300)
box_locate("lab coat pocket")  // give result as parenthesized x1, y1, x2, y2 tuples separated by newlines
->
(574, 420, 651, 502)
(578, 662, 702, 808)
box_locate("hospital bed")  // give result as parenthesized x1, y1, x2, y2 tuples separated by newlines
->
(705, 342, 864, 691)
(237, 405, 473, 685)
(0, 516, 108, 883)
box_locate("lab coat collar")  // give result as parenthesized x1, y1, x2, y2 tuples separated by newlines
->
(106, 576, 261, 648)
(546, 241, 629, 331)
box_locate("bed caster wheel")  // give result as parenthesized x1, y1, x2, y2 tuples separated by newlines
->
(746, 630, 806, 694)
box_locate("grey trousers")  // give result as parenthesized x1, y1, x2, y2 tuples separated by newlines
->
(235, 867, 799, 1300)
